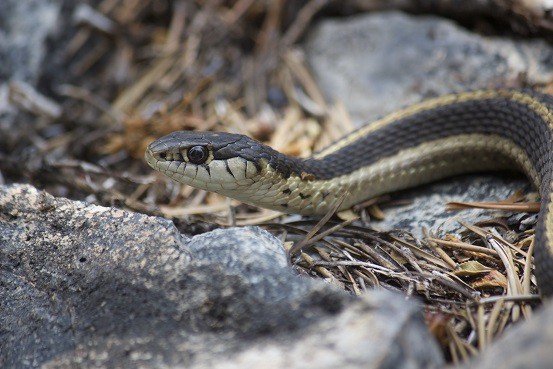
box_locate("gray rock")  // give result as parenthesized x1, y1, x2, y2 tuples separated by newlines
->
(0, 184, 192, 367)
(188, 226, 289, 270)
(191, 291, 443, 369)
(304, 11, 546, 235)
(305, 11, 553, 125)
(0, 0, 61, 83)
(0, 184, 444, 369)
(0, 0, 62, 127)
(372, 175, 531, 238)
(455, 301, 553, 369)
(188, 227, 297, 302)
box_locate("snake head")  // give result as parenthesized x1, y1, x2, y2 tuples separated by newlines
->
(145, 130, 317, 212)
(145, 131, 270, 193)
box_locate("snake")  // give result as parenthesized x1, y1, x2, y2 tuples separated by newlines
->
(145, 89, 553, 296)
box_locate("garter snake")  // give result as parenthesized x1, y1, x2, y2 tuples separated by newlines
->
(145, 89, 553, 296)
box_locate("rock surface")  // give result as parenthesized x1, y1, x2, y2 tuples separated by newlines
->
(0, 0, 61, 127)
(0, 184, 444, 369)
(372, 175, 531, 238)
(305, 11, 548, 235)
(194, 291, 441, 369)
(305, 11, 553, 125)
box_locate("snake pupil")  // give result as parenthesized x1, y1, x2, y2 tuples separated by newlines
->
(187, 146, 208, 164)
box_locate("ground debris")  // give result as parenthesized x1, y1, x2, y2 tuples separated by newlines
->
(263, 193, 541, 363)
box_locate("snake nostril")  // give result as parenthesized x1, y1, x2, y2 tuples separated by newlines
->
(159, 152, 167, 160)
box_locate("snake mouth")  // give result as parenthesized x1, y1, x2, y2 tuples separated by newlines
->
(144, 147, 160, 168)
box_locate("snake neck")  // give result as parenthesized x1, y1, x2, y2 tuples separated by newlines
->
(301, 89, 553, 186)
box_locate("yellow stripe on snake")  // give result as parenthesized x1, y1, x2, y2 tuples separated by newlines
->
(145, 89, 553, 296)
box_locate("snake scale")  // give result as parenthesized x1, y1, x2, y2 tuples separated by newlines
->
(145, 89, 553, 296)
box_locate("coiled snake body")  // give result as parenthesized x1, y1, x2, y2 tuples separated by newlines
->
(145, 89, 553, 296)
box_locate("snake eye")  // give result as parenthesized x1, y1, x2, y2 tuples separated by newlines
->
(187, 145, 209, 164)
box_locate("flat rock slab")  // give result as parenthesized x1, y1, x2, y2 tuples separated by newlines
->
(372, 175, 531, 238)
(304, 11, 547, 235)
(0, 184, 443, 369)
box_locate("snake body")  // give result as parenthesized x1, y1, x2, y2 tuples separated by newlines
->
(145, 89, 553, 296)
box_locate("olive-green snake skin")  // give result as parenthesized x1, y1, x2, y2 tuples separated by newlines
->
(145, 89, 553, 296)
